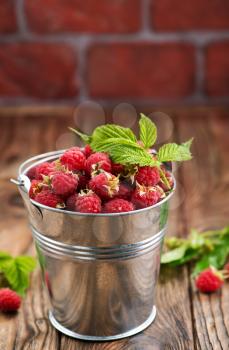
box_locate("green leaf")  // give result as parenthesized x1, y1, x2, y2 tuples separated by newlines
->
(182, 138, 194, 149)
(193, 236, 229, 276)
(0, 254, 36, 296)
(189, 229, 206, 249)
(161, 244, 188, 264)
(69, 127, 91, 144)
(92, 124, 137, 144)
(108, 144, 158, 167)
(170, 248, 201, 266)
(0, 252, 12, 265)
(158, 139, 193, 162)
(90, 137, 141, 153)
(139, 114, 157, 149)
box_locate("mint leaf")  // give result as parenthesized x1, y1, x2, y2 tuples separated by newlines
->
(68, 127, 91, 144)
(139, 114, 157, 149)
(161, 244, 188, 264)
(158, 139, 193, 162)
(0, 252, 36, 296)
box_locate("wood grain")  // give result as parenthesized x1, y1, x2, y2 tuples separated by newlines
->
(178, 113, 229, 350)
(0, 107, 228, 349)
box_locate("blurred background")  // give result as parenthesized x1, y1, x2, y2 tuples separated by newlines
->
(0, 0, 228, 218)
(0, 0, 228, 107)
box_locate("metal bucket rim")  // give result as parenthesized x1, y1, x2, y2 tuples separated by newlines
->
(18, 150, 176, 217)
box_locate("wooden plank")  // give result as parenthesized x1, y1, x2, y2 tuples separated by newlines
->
(178, 113, 229, 350)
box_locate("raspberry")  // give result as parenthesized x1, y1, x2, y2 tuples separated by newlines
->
(104, 199, 134, 213)
(27, 166, 37, 180)
(51, 171, 78, 197)
(155, 185, 166, 200)
(78, 173, 90, 190)
(60, 148, 86, 171)
(66, 194, 78, 211)
(131, 184, 159, 209)
(34, 189, 64, 208)
(159, 169, 174, 192)
(89, 172, 119, 200)
(75, 191, 101, 213)
(85, 152, 112, 174)
(29, 179, 43, 199)
(195, 267, 224, 293)
(35, 162, 55, 180)
(135, 166, 160, 186)
(115, 182, 133, 200)
(0, 288, 21, 312)
(111, 162, 125, 176)
(84, 144, 93, 158)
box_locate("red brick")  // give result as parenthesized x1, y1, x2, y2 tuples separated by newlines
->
(87, 44, 195, 99)
(0, 43, 78, 99)
(206, 42, 229, 97)
(0, 0, 17, 33)
(152, 0, 229, 31)
(25, 0, 141, 34)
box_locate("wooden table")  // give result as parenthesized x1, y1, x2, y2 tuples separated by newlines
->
(0, 106, 228, 350)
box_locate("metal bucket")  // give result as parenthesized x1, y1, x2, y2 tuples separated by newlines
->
(15, 150, 175, 341)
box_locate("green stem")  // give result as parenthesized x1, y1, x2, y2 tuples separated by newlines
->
(159, 168, 171, 190)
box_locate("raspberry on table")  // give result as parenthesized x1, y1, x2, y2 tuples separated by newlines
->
(104, 198, 134, 213)
(60, 148, 86, 171)
(135, 166, 160, 186)
(85, 152, 112, 174)
(35, 162, 55, 180)
(51, 171, 78, 197)
(75, 191, 101, 213)
(89, 172, 119, 200)
(131, 184, 160, 209)
(0, 288, 21, 312)
(34, 189, 64, 208)
(195, 267, 224, 293)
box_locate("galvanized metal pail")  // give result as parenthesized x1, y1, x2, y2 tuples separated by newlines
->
(16, 150, 175, 341)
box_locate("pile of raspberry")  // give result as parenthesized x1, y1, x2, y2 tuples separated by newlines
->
(27, 146, 174, 214)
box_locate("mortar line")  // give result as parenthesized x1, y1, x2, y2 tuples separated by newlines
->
(0, 31, 229, 44)
(15, 0, 29, 36)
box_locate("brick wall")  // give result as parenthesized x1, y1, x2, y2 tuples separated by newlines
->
(0, 0, 228, 106)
